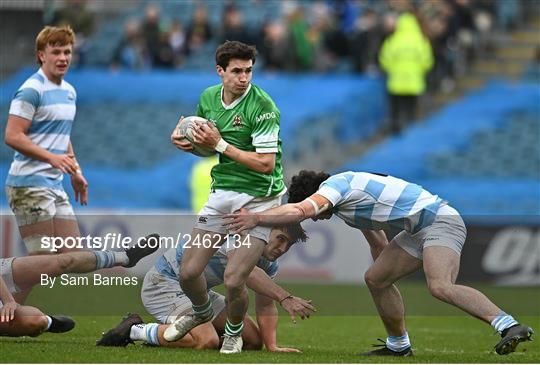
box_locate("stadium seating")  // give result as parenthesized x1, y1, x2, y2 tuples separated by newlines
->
(343, 81, 539, 219)
(0, 68, 385, 209)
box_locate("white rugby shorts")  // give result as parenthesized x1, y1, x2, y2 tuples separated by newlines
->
(195, 189, 285, 243)
(5, 186, 75, 227)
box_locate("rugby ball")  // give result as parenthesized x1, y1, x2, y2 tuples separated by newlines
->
(174, 116, 216, 157)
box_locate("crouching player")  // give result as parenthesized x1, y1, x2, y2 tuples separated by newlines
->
(97, 225, 315, 352)
(0, 234, 159, 337)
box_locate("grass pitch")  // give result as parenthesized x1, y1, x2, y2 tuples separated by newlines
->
(1, 281, 538, 363)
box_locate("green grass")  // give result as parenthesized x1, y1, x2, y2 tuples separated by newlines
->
(1, 281, 539, 363)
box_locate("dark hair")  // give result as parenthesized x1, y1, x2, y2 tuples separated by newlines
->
(215, 41, 257, 70)
(279, 223, 308, 244)
(288, 170, 331, 203)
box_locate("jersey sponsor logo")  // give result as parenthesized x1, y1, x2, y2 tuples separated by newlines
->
(232, 115, 243, 128)
(67, 91, 75, 101)
(256, 112, 276, 122)
(198, 216, 208, 224)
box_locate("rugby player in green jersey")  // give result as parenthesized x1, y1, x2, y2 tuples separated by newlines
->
(167, 41, 302, 354)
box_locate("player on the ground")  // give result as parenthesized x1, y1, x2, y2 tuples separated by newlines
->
(226, 170, 535, 356)
(97, 225, 314, 352)
(167, 41, 287, 353)
(0, 234, 158, 337)
(4, 26, 87, 254)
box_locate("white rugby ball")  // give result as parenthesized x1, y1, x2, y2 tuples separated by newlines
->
(174, 116, 216, 157)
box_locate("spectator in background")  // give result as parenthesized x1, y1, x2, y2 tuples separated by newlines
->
(112, 19, 149, 70)
(169, 20, 187, 67)
(349, 8, 383, 74)
(186, 6, 213, 55)
(52, 0, 95, 66)
(220, 5, 253, 44)
(141, 4, 163, 67)
(285, 5, 314, 71)
(379, 12, 433, 134)
(522, 46, 540, 83)
(259, 20, 290, 71)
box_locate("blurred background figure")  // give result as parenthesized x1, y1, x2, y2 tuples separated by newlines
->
(220, 4, 252, 44)
(112, 19, 149, 70)
(190, 155, 219, 213)
(186, 6, 213, 55)
(379, 12, 433, 134)
(522, 45, 540, 83)
(49, 0, 95, 66)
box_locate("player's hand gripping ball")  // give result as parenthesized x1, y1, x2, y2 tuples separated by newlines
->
(174, 116, 216, 157)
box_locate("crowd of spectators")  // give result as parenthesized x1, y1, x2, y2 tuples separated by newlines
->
(49, 0, 526, 94)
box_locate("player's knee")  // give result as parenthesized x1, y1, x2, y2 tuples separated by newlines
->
(223, 271, 246, 293)
(195, 333, 219, 349)
(364, 269, 388, 290)
(179, 263, 204, 282)
(21, 315, 48, 337)
(427, 280, 452, 302)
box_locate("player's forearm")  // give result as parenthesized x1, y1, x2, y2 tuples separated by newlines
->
(5, 131, 57, 164)
(221, 144, 274, 175)
(246, 267, 291, 302)
(67, 142, 82, 174)
(254, 204, 307, 226)
(256, 298, 279, 350)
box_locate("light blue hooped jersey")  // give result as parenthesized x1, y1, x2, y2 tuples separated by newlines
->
(6, 68, 76, 190)
(317, 171, 444, 233)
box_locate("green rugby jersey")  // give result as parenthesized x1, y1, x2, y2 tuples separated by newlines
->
(196, 83, 285, 197)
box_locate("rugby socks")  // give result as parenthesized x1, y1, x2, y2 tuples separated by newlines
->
(193, 299, 213, 319)
(94, 250, 129, 269)
(130, 323, 160, 345)
(224, 319, 243, 337)
(386, 332, 411, 352)
(491, 312, 518, 334)
(44, 315, 53, 331)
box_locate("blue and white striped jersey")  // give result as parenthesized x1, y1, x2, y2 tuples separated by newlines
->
(154, 241, 279, 288)
(317, 171, 443, 234)
(6, 68, 76, 189)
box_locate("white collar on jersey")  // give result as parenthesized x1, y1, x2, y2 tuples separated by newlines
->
(221, 83, 252, 110)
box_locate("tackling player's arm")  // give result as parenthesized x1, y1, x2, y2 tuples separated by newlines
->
(5, 114, 78, 174)
(0, 277, 19, 323)
(226, 194, 333, 232)
(361, 229, 389, 260)
(191, 122, 275, 175)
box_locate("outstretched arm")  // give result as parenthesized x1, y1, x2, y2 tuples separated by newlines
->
(225, 194, 333, 233)
(246, 266, 315, 323)
(255, 293, 301, 353)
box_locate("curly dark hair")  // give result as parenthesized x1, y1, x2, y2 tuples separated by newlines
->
(215, 41, 257, 70)
(287, 170, 331, 203)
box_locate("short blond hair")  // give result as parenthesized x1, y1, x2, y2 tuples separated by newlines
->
(35, 26, 76, 65)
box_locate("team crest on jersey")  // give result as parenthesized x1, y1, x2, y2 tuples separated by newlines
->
(232, 115, 243, 128)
